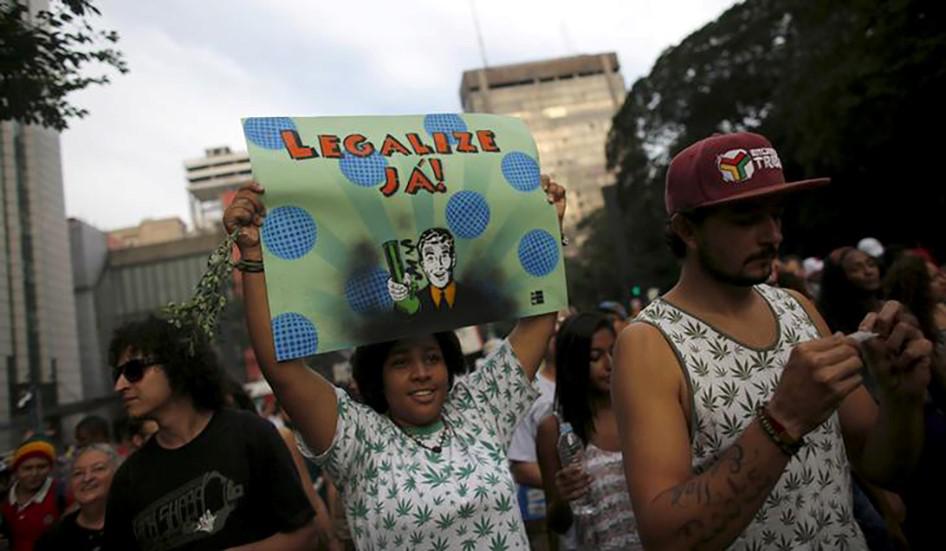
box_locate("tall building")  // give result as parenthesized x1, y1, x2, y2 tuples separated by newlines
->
(0, 121, 82, 447)
(107, 217, 187, 250)
(460, 53, 626, 240)
(71, 218, 262, 389)
(69, 218, 110, 403)
(185, 146, 253, 230)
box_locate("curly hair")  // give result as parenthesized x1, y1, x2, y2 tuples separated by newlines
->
(884, 253, 937, 341)
(351, 332, 466, 414)
(816, 248, 878, 334)
(554, 312, 615, 446)
(108, 315, 225, 412)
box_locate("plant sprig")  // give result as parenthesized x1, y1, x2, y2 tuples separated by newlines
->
(162, 228, 240, 355)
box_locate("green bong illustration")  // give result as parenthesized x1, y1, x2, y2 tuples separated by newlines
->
(383, 240, 420, 314)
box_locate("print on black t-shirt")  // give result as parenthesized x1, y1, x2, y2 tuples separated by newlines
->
(133, 471, 245, 548)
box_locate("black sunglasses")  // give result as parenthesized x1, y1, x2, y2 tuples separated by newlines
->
(113, 357, 160, 384)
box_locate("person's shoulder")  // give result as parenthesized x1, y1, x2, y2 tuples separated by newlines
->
(615, 321, 684, 379)
(113, 437, 155, 477)
(620, 319, 672, 345)
(218, 408, 282, 436)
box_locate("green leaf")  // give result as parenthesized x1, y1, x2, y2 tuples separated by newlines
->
(473, 517, 495, 538)
(494, 493, 514, 513)
(457, 502, 476, 519)
(435, 512, 456, 530)
(383, 513, 397, 531)
(413, 504, 433, 527)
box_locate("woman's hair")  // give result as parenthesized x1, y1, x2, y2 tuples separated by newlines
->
(884, 252, 937, 341)
(816, 247, 877, 334)
(351, 332, 466, 414)
(74, 443, 122, 470)
(554, 312, 615, 445)
(108, 315, 225, 412)
(777, 270, 812, 299)
(222, 375, 257, 413)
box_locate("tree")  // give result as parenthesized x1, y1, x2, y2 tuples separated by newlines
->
(600, 0, 946, 288)
(1, 0, 127, 130)
(564, 209, 627, 309)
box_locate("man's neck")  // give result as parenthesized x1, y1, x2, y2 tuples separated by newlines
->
(153, 399, 214, 450)
(667, 258, 760, 316)
(13, 480, 42, 505)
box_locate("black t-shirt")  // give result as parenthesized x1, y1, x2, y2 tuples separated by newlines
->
(36, 510, 103, 551)
(103, 408, 314, 551)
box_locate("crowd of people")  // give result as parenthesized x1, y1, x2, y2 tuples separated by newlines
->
(0, 131, 943, 550)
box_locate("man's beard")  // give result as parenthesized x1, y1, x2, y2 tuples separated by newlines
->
(698, 246, 772, 287)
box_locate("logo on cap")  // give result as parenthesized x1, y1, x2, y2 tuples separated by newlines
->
(717, 149, 755, 183)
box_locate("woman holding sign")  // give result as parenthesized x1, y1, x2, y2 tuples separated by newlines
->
(224, 178, 565, 551)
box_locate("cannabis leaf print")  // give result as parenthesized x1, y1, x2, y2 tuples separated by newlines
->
(295, 339, 534, 550)
(636, 285, 867, 549)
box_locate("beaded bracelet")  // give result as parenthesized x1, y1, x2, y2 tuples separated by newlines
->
(236, 259, 264, 273)
(756, 404, 803, 457)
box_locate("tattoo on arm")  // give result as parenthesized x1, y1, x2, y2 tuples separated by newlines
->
(657, 443, 778, 548)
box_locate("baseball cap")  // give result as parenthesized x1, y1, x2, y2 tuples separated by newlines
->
(857, 237, 884, 259)
(597, 300, 628, 320)
(665, 132, 829, 215)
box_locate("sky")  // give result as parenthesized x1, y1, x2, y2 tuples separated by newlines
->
(60, 0, 739, 230)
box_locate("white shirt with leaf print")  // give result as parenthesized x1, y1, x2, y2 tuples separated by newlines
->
(300, 338, 539, 551)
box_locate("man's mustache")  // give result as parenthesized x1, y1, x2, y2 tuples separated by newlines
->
(745, 247, 778, 264)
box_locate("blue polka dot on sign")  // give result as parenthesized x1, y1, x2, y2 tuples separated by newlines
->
(501, 152, 540, 192)
(518, 229, 559, 277)
(345, 267, 394, 314)
(445, 191, 490, 239)
(272, 313, 319, 359)
(243, 117, 296, 150)
(423, 114, 468, 145)
(261, 206, 317, 260)
(339, 152, 387, 187)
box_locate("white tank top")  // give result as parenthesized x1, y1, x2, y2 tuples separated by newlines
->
(574, 443, 643, 550)
(637, 285, 867, 550)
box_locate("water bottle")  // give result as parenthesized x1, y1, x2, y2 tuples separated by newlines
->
(557, 421, 595, 516)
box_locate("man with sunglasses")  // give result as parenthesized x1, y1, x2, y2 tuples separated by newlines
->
(103, 315, 317, 550)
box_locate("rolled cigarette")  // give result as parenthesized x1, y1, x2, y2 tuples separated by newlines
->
(847, 331, 878, 344)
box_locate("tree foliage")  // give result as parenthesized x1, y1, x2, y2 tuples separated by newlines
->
(597, 0, 946, 292)
(1, 0, 127, 130)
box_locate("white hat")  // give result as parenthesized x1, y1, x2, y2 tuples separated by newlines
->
(803, 257, 824, 277)
(857, 237, 884, 258)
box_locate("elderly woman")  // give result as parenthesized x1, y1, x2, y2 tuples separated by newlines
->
(35, 444, 120, 551)
(224, 178, 565, 550)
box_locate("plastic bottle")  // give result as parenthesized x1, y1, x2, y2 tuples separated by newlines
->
(557, 421, 594, 516)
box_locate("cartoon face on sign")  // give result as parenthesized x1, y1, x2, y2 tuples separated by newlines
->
(419, 229, 455, 289)
(242, 114, 568, 359)
(386, 228, 468, 315)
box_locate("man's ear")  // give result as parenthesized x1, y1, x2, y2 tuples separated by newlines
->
(671, 213, 699, 251)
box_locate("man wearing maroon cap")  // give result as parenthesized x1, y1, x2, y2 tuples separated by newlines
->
(612, 132, 932, 550)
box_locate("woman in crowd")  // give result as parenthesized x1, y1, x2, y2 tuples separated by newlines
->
(536, 312, 642, 550)
(35, 444, 119, 551)
(817, 246, 883, 334)
(882, 251, 946, 549)
(223, 178, 566, 551)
